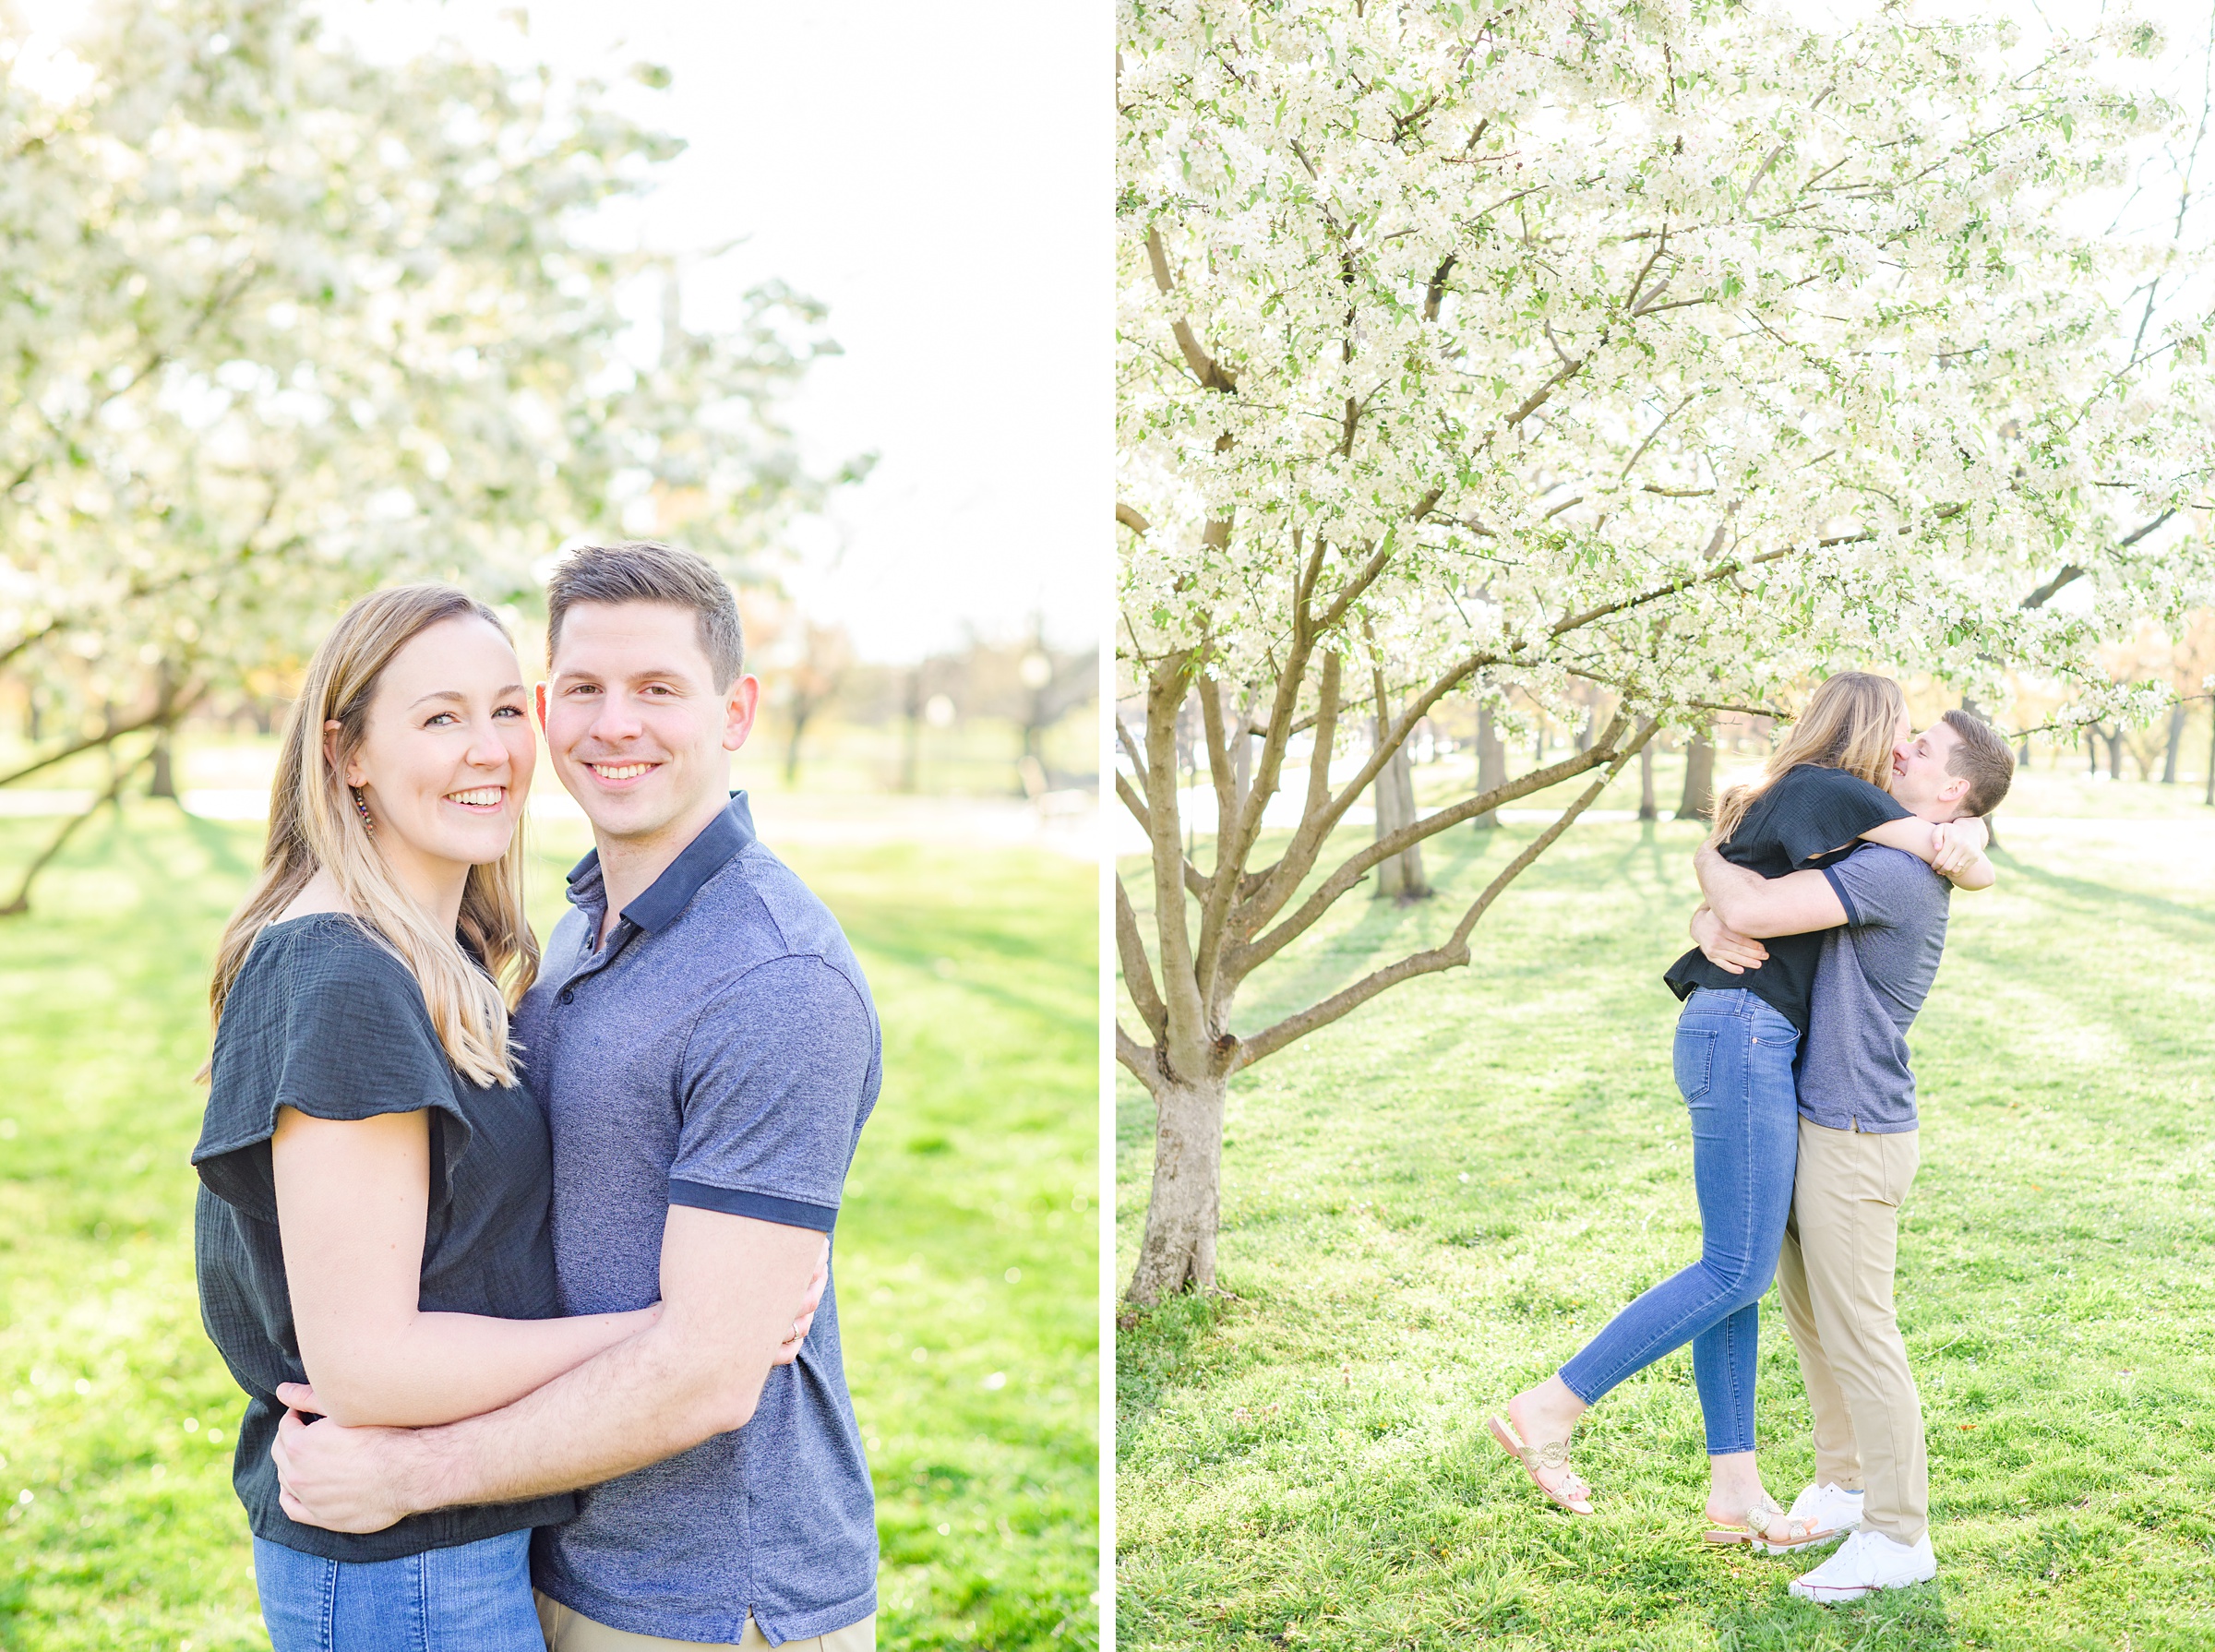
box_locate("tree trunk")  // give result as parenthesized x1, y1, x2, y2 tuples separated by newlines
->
(2017, 736, 2030, 770)
(1678, 725, 1715, 820)
(899, 670, 923, 793)
(1127, 1072, 1228, 1302)
(2162, 703, 2186, 784)
(1372, 736, 1430, 899)
(2206, 712, 2214, 806)
(147, 662, 181, 797)
(1638, 740, 1657, 820)
(2106, 729, 2124, 780)
(2086, 727, 2098, 775)
(1473, 702, 1505, 829)
(784, 708, 812, 784)
(148, 730, 178, 799)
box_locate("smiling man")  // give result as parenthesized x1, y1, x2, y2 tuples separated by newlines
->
(270, 543, 882, 1650)
(1691, 710, 2015, 1605)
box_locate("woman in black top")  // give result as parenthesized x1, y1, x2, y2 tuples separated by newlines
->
(194, 586, 679, 1648)
(1485, 673, 1987, 1546)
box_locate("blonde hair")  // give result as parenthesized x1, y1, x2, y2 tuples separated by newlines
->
(201, 585, 539, 1087)
(1711, 671, 1906, 844)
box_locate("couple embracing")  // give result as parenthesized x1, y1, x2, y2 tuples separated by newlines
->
(1490, 672, 2016, 1604)
(191, 544, 880, 1649)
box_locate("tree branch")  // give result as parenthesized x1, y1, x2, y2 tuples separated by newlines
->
(1228, 714, 1633, 983)
(2019, 511, 2173, 609)
(1116, 877, 1170, 1044)
(1235, 650, 1343, 939)
(1229, 723, 1654, 1071)
(1311, 647, 1503, 846)
(1312, 537, 1400, 634)
(1422, 254, 1457, 321)
(1117, 770, 1153, 832)
(1, 746, 158, 917)
(0, 684, 203, 791)
(1116, 1022, 1157, 1083)
(1116, 715, 1149, 792)
(1142, 654, 1211, 1073)
(1548, 504, 1968, 640)
(1145, 225, 1238, 393)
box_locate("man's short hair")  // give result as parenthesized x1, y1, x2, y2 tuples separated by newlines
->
(545, 542, 744, 690)
(1940, 708, 2015, 817)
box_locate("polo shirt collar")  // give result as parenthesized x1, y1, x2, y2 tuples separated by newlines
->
(563, 791, 757, 935)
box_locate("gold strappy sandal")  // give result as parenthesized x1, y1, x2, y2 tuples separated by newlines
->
(1487, 1414, 1594, 1516)
(1704, 1492, 1837, 1555)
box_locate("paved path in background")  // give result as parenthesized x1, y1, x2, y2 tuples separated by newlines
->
(0, 787, 1100, 864)
(1108, 796, 2215, 858)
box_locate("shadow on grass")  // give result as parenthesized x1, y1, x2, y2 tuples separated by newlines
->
(174, 808, 257, 880)
(1710, 1584, 1955, 1650)
(1987, 848, 2215, 933)
(1115, 1291, 1241, 1447)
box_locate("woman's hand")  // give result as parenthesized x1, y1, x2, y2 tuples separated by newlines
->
(1928, 820, 1982, 879)
(771, 1239, 831, 1367)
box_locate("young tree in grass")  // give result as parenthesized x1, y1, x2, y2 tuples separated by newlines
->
(1116, 0, 2215, 1302)
(0, 0, 845, 906)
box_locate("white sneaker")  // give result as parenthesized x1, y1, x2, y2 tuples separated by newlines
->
(1790, 1528, 1937, 1602)
(1786, 1481, 1864, 1549)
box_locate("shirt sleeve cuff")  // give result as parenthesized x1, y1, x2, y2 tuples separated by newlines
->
(1820, 864, 1862, 928)
(667, 1179, 839, 1232)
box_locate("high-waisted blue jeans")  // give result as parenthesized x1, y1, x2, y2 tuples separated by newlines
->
(1557, 988, 1801, 1454)
(254, 1528, 542, 1652)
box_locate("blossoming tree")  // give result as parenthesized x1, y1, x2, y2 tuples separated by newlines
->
(0, 0, 846, 908)
(1116, 0, 2215, 1301)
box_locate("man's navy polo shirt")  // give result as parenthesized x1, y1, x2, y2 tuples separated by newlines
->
(514, 794, 881, 1645)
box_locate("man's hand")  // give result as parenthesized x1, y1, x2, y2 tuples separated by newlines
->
(772, 1239, 830, 1367)
(270, 1208, 825, 1526)
(1691, 904, 1769, 974)
(269, 1402, 419, 1534)
(267, 1240, 800, 1526)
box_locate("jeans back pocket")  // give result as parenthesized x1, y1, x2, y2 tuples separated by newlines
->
(1673, 1027, 1718, 1102)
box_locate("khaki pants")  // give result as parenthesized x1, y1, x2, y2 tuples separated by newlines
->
(537, 1593, 875, 1652)
(1774, 1117, 1929, 1545)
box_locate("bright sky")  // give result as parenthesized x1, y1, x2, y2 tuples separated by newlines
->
(334, 1, 1110, 663)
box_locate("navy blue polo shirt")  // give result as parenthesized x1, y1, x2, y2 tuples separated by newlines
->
(515, 794, 882, 1644)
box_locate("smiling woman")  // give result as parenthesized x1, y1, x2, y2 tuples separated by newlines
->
(201, 586, 543, 1090)
(189, 583, 715, 1649)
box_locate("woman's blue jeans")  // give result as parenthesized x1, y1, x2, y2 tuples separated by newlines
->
(1556, 988, 1801, 1454)
(254, 1528, 542, 1652)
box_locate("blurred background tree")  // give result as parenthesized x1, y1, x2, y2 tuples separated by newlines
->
(0, 0, 850, 905)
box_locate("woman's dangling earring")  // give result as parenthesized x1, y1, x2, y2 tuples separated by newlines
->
(352, 787, 375, 832)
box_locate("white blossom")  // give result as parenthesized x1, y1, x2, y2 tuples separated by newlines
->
(2, 0, 845, 757)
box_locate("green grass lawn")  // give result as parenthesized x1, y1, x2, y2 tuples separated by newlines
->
(0, 802, 1098, 1651)
(1117, 783, 2215, 1651)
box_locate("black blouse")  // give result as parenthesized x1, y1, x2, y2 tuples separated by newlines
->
(1663, 764, 1910, 1032)
(191, 914, 573, 1560)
